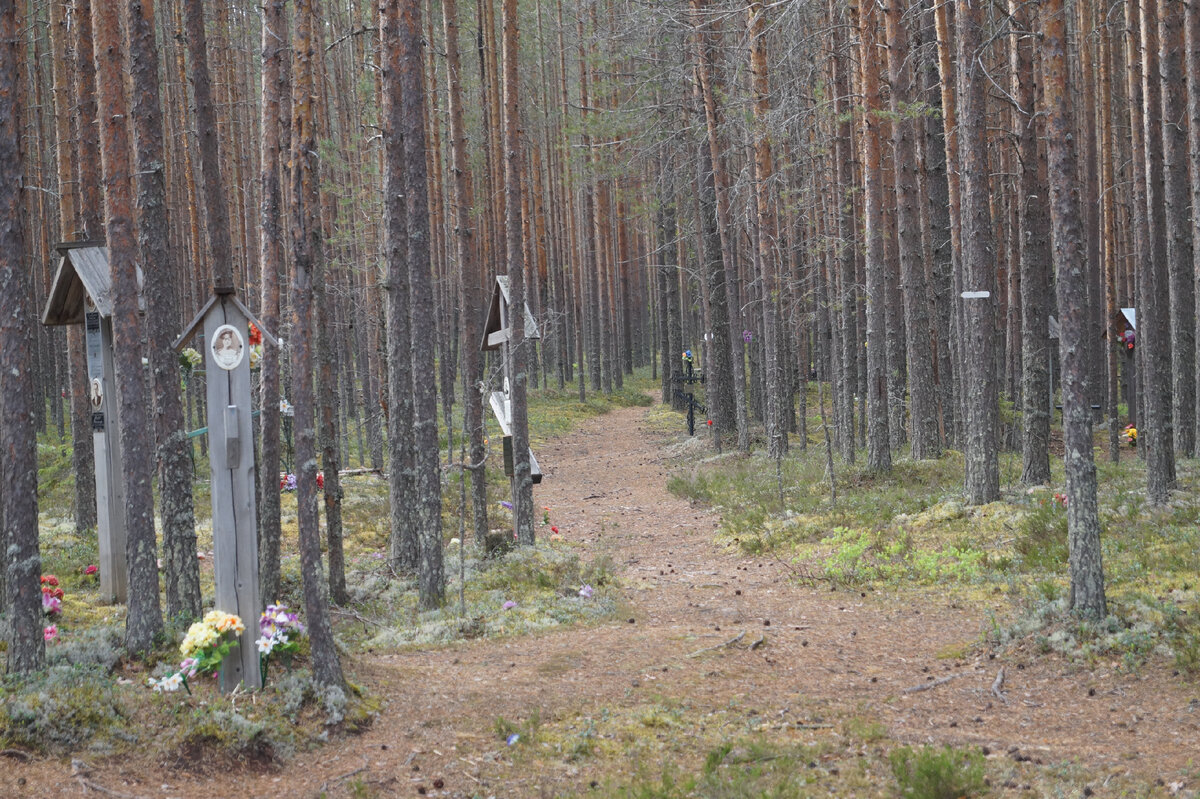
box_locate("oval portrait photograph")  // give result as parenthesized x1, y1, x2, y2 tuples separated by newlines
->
(210, 324, 245, 371)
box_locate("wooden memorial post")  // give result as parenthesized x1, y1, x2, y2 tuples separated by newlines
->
(41, 244, 130, 604)
(482, 275, 542, 487)
(1121, 308, 1137, 427)
(176, 294, 277, 692)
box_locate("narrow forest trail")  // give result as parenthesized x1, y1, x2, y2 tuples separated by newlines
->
(16, 401, 1199, 798)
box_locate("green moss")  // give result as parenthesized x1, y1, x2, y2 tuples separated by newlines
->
(0, 665, 127, 754)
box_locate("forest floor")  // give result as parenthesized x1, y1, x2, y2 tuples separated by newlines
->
(9, 398, 1200, 798)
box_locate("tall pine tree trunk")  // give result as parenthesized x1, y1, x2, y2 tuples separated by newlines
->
(382, 0, 419, 572)
(400, 0, 446, 602)
(955, 0, 1000, 503)
(1, 0, 43, 673)
(503, 0, 535, 545)
(257, 0, 286, 607)
(443, 0, 489, 547)
(1011, 0, 1052, 485)
(886, 0, 939, 459)
(857, 0, 891, 473)
(92, 0, 163, 653)
(291, 0, 343, 690)
(126, 0, 201, 622)
(1140, 0, 1176, 502)
(1160, 0, 1195, 457)
(748, 0, 785, 459)
(65, 0, 98, 535)
(1041, 0, 1106, 618)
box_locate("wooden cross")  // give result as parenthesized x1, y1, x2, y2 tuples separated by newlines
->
(41, 244, 132, 604)
(176, 293, 277, 692)
(481, 275, 542, 485)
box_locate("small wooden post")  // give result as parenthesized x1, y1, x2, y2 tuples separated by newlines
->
(177, 293, 277, 692)
(41, 245, 129, 604)
(85, 300, 128, 603)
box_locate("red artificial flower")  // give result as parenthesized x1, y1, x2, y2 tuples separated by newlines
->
(551, 526, 559, 534)
(706, 419, 713, 426)
(316, 472, 325, 490)
(40, 575, 59, 587)
(249, 322, 263, 346)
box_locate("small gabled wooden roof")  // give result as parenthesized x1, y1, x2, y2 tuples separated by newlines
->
(172, 291, 280, 352)
(481, 275, 540, 352)
(42, 243, 145, 325)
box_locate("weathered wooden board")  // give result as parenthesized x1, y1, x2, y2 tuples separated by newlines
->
(203, 298, 262, 691)
(85, 302, 128, 603)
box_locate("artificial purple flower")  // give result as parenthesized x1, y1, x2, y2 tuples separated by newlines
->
(578, 585, 594, 599)
(502, 600, 517, 610)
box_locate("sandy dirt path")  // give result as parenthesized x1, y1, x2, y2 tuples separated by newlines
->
(10, 400, 1198, 797)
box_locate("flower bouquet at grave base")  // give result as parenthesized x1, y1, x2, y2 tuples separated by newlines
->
(149, 610, 245, 695)
(41, 575, 64, 617)
(257, 604, 306, 684)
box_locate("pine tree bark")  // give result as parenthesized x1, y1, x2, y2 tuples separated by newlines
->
(382, 0, 419, 572)
(66, 0, 98, 534)
(443, 0, 489, 547)
(829, 4, 858, 461)
(1041, 0, 1106, 619)
(181, 0, 235, 294)
(502, 0, 535, 545)
(691, 0, 749, 452)
(400, 0, 446, 600)
(1, 0, 44, 673)
(1098, 12, 1121, 462)
(316, 274, 348, 604)
(932, 0, 966, 447)
(1188, 0, 1200, 449)
(1126, 0, 1150, 436)
(92, 0, 163, 653)
(748, 0, 785, 459)
(1010, 0, 1052, 485)
(916, 0, 953, 446)
(857, 0, 891, 473)
(257, 0, 286, 608)
(291, 0, 343, 690)
(1160, 0, 1194, 457)
(1140, 0, 1176, 502)
(885, 0, 939, 459)
(955, 0, 1000, 503)
(126, 0, 201, 623)
(696, 144, 736, 443)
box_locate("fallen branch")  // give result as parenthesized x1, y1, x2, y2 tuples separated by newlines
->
(749, 635, 766, 650)
(902, 672, 968, 694)
(0, 749, 30, 761)
(991, 667, 1008, 704)
(74, 777, 148, 799)
(330, 608, 385, 628)
(687, 631, 746, 658)
(339, 467, 383, 478)
(320, 759, 369, 794)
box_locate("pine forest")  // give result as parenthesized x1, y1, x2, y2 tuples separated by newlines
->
(1, 0, 1200, 794)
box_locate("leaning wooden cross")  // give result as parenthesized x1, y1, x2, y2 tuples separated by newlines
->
(175, 293, 277, 692)
(481, 275, 541, 485)
(41, 243, 132, 604)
